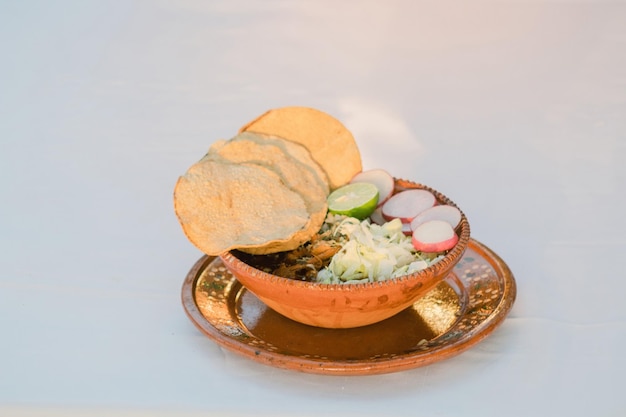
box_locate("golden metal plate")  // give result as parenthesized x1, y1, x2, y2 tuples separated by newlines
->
(181, 239, 516, 375)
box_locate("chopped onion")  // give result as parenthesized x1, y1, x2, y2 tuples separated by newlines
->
(316, 217, 443, 284)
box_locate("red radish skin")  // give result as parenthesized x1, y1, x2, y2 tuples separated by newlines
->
(412, 220, 459, 252)
(402, 222, 412, 236)
(350, 169, 395, 207)
(382, 189, 436, 223)
(410, 205, 462, 231)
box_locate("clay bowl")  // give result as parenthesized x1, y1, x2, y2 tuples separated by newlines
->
(219, 178, 471, 329)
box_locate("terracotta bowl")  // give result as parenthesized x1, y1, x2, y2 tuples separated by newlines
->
(219, 178, 471, 329)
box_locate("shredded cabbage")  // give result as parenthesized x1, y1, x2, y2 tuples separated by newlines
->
(316, 216, 443, 284)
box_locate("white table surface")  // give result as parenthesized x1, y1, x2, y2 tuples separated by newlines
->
(1, 1, 624, 416)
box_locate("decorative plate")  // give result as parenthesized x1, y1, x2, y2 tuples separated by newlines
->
(181, 239, 516, 375)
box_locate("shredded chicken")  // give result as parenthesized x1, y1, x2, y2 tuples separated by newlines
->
(272, 231, 342, 281)
(233, 215, 347, 281)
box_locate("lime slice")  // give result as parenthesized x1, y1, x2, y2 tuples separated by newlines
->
(327, 182, 379, 220)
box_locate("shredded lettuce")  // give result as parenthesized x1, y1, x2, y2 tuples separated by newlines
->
(316, 216, 444, 284)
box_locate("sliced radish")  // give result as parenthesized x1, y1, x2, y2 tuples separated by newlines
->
(369, 206, 386, 225)
(350, 169, 395, 207)
(412, 220, 459, 252)
(402, 222, 412, 236)
(382, 189, 436, 223)
(410, 205, 462, 231)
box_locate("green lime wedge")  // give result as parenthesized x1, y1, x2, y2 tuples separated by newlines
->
(327, 182, 379, 220)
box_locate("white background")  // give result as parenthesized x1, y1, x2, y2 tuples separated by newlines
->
(1, 1, 624, 416)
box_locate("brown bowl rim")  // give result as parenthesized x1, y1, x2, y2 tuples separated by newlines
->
(219, 178, 470, 292)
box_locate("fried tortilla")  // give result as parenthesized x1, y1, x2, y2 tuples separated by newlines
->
(209, 132, 329, 212)
(174, 158, 313, 256)
(239, 106, 362, 190)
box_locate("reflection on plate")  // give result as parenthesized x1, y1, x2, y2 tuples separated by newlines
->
(181, 239, 516, 375)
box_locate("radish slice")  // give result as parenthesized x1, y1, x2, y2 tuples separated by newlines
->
(410, 205, 462, 231)
(350, 169, 395, 207)
(382, 189, 436, 223)
(370, 208, 414, 235)
(412, 220, 459, 252)
(369, 206, 386, 225)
